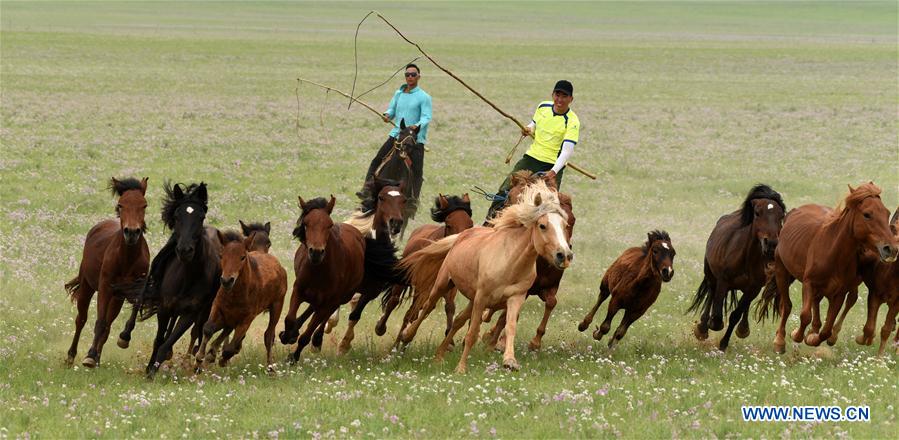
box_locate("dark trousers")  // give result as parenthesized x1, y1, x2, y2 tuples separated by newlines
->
(361, 136, 425, 201)
(485, 154, 564, 221)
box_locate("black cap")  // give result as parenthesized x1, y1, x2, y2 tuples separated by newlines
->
(553, 80, 573, 96)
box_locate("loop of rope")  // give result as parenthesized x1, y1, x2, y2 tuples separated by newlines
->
(471, 186, 507, 203)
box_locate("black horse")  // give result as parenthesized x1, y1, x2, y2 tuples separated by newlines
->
(688, 184, 785, 351)
(366, 120, 422, 237)
(119, 182, 222, 377)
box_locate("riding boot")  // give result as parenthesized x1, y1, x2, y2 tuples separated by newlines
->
(359, 136, 396, 199)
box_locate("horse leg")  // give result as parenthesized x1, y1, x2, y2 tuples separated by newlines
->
(338, 292, 375, 355)
(501, 294, 526, 371)
(827, 287, 858, 345)
(400, 268, 452, 345)
(264, 300, 284, 369)
(856, 292, 881, 346)
(117, 303, 139, 349)
(529, 289, 558, 351)
(146, 313, 171, 375)
(455, 292, 488, 374)
(311, 320, 327, 352)
(66, 283, 95, 365)
(147, 314, 194, 378)
(719, 288, 758, 351)
(375, 285, 403, 336)
(205, 327, 232, 364)
(290, 308, 332, 364)
(95, 296, 125, 364)
(435, 300, 473, 362)
(876, 302, 898, 356)
(708, 283, 728, 332)
(578, 281, 610, 332)
(735, 287, 761, 339)
(772, 262, 794, 354)
(593, 297, 620, 342)
(805, 291, 846, 346)
(84, 287, 115, 368)
(325, 309, 339, 334)
(195, 314, 224, 372)
(483, 311, 506, 351)
(608, 309, 641, 350)
(791, 284, 815, 344)
(220, 321, 252, 367)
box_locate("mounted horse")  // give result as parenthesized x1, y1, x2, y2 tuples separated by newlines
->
(65, 177, 149, 368)
(399, 180, 572, 373)
(375, 194, 474, 342)
(757, 183, 898, 353)
(578, 231, 676, 348)
(687, 184, 785, 351)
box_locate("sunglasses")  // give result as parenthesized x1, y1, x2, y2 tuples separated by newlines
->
(404, 72, 418, 78)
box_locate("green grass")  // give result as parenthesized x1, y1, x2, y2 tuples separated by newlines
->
(1, 1, 897, 438)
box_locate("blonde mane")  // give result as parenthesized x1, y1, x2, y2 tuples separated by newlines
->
(824, 182, 882, 227)
(489, 180, 568, 230)
(343, 210, 374, 237)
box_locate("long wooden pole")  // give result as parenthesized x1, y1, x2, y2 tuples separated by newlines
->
(296, 77, 391, 125)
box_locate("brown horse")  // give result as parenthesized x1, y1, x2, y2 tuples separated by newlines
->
(855, 207, 899, 355)
(481, 176, 576, 352)
(195, 230, 287, 371)
(240, 220, 272, 253)
(375, 194, 474, 340)
(757, 183, 898, 353)
(279, 196, 366, 362)
(65, 177, 150, 367)
(687, 184, 785, 351)
(578, 231, 676, 348)
(399, 181, 572, 373)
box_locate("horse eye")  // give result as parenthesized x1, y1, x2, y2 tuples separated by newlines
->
(240, 255, 246, 261)
(863, 212, 871, 220)
(539, 224, 547, 230)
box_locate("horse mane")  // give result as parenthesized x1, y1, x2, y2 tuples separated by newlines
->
(293, 197, 329, 241)
(824, 182, 882, 227)
(345, 178, 401, 235)
(740, 184, 785, 226)
(161, 181, 207, 230)
(490, 180, 567, 230)
(430, 195, 473, 223)
(220, 230, 244, 244)
(891, 206, 899, 227)
(641, 230, 671, 255)
(107, 177, 143, 197)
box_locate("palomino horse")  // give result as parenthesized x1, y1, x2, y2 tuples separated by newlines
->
(120, 182, 223, 377)
(757, 183, 898, 353)
(369, 121, 422, 237)
(195, 230, 287, 371)
(65, 177, 149, 367)
(578, 231, 676, 348)
(279, 196, 366, 362)
(480, 171, 576, 352)
(240, 220, 272, 253)
(375, 194, 474, 341)
(688, 184, 785, 351)
(855, 207, 899, 355)
(399, 180, 572, 373)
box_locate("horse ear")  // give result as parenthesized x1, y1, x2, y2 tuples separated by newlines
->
(399, 180, 407, 193)
(239, 220, 250, 236)
(216, 229, 226, 246)
(196, 183, 208, 204)
(140, 177, 149, 195)
(462, 193, 470, 204)
(326, 195, 336, 214)
(847, 184, 855, 193)
(438, 194, 449, 210)
(400, 118, 406, 130)
(264, 222, 271, 234)
(173, 183, 185, 200)
(534, 193, 542, 207)
(298, 196, 306, 210)
(243, 236, 254, 251)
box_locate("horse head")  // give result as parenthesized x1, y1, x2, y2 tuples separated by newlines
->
(240, 220, 272, 253)
(742, 184, 786, 258)
(496, 180, 572, 270)
(844, 183, 898, 263)
(294, 196, 335, 265)
(645, 230, 676, 282)
(431, 193, 474, 235)
(217, 230, 247, 291)
(162, 182, 208, 262)
(374, 181, 407, 240)
(109, 177, 148, 246)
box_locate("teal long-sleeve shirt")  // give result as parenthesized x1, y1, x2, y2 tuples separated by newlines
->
(384, 85, 432, 144)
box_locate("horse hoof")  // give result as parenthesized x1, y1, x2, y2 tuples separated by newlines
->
(592, 329, 603, 341)
(577, 321, 589, 332)
(309, 344, 321, 354)
(790, 328, 804, 343)
(826, 335, 838, 346)
(735, 325, 750, 339)
(81, 357, 97, 368)
(218, 358, 228, 367)
(337, 345, 350, 356)
(503, 358, 520, 371)
(717, 341, 729, 352)
(709, 318, 724, 332)
(455, 364, 468, 374)
(693, 323, 709, 341)
(528, 341, 541, 351)
(374, 323, 387, 336)
(117, 337, 130, 349)
(804, 333, 821, 347)
(773, 343, 786, 354)
(65, 355, 75, 366)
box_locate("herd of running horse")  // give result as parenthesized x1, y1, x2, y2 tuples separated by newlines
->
(63, 171, 898, 377)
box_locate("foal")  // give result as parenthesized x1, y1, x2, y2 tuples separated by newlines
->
(65, 177, 149, 367)
(195, 230, 287, 371)
(578, 231, 676, 348)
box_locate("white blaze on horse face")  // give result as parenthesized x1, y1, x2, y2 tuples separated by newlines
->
(387, 190, 402, 197)
(186, 206, 194, 214)
(662, 242, 669, 250)
(548, 213, 570, 252)
(767, 203, 774, 210)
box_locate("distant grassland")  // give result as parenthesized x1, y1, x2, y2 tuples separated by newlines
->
(1, 1, 897, 438)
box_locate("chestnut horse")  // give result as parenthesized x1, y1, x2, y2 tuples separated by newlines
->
(279, 196, 366, 362)
(375, 194, 474, 341)
(480, 171, 576, 352)
(855, 207, 899, 355)
(688, 184, 785, 351)
(757, 183, 898, 353)
(195, 230, 287, 370)
(578, 231, 675, 348)
(240, 220, 272, 253)
(65, 177, 149, 367)
(399, 180, 572, 373)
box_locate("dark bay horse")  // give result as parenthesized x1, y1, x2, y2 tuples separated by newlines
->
(195, 230, 287, 371)
(368, 121, 421, 237)
(375, 194, 474, 341)
(65, 177, 149, 367)
(757, 183, 898, 353)
(855, 207, 899, 355)
(279, 196, 366, 362)
(240, 220, 272, 253)
(119, 182, 223, 377)
(578, 231, 676, 348)
(687, 184, 785, 351)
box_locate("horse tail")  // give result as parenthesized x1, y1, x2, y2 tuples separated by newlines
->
(686, 260, 713, 314)
(399, 234, 459, 315)
(64, 276, 80, 302)
(755, 276, 780, 323)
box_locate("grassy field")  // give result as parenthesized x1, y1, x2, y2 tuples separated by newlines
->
(1, 1, 897, 438)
